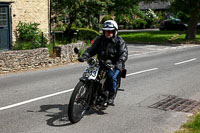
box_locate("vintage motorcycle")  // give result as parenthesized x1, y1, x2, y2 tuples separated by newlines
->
(68, 48, 126, 124)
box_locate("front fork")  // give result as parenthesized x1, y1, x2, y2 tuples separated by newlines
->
(79, 75, 121, 107)
(79, 77, 97, 106)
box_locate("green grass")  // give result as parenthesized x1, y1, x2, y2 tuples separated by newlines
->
(118, 31, 200, 44)
(175, 114, 200, 133)
(12, 41, 34, 50)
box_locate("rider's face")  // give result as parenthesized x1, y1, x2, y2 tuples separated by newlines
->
(105, 30, 114, 39)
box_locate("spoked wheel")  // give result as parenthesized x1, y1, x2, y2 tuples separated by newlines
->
(68, 81, 91, 124)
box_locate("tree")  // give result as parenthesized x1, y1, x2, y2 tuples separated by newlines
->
(142, 0, 200, 40)
(50, 0, 67, 23)
(51, 0, 114, 42)
(113, 0, 143, 27)
(51, 0, 114, 30)
(170, 0, 200, 40)
(51, 0, 143, 30)
(78, 0, 114, 29)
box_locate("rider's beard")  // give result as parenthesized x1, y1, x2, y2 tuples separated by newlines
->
(105, 35, 112, 39)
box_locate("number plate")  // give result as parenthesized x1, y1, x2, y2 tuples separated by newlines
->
(83, 66, 99, 80)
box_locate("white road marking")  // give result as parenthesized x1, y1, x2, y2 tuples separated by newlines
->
(0, 68, 159, 111)
(174, 58, 197, 65)
(0, 89, 74, 111)
(128, 52, 156, 57)
(126, 68, 159, 77)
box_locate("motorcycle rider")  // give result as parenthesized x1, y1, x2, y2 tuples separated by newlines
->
(78, 20, 128, 105)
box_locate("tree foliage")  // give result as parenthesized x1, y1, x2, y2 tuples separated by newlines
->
(51, 0, 200, 40)
(51, 0, 142, 31)
(51, 0, 115, 30)
(170, 0, 200, 39)
(142, 0, 200, 40)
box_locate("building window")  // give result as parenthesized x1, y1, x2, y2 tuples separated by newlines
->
(0, 7, 7, 27)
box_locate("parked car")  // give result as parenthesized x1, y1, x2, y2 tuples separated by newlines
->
(159, 19, 187, 31)
(197, 23, 200, 30)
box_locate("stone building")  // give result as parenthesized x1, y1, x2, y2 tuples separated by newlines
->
(0, 0, 50, 50)
(139, 1, 171, 11)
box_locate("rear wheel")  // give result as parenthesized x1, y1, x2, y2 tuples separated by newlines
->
(68, 81, 91, 124)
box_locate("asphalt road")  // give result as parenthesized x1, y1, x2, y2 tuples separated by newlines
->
(0, 44, 200, 133)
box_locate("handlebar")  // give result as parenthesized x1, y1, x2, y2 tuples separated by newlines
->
(100, 60, 115, 70)
(75, 47, 115, 70)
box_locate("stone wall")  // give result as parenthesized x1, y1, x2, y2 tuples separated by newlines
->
(0, 0, 50, 42)
(0, 42, 85, 74)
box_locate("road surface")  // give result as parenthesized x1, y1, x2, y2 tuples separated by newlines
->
(0, 44, 200, 133)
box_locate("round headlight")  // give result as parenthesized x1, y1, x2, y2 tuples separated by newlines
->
(87, 57, 96, 66)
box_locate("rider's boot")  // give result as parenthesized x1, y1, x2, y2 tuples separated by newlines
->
(101, 91, 109, 107)
(108, 92, 115, 106)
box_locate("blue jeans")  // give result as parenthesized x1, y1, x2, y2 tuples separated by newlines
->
(106, 68, 120, 93)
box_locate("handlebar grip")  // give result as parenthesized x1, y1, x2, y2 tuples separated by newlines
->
(78, 57, 85, 62)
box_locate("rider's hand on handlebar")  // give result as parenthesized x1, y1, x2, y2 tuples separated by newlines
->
(78, 57, 85, 62)
(78, 56, 88, 62)
(116, 61, 123, 71)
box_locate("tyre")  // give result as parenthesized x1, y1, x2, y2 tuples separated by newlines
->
(68, 81, 91, 124)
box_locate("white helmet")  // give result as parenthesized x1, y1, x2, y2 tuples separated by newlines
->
(102, 20, 118, 37)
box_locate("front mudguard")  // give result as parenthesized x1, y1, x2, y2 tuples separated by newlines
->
(79, 77, 90, 83)
(79, 77, 102, 106)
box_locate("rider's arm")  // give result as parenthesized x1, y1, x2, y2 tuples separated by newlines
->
(116, 37, 128, 70)
(82, 36, 101, 58)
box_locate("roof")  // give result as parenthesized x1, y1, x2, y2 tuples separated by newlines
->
(139, 1, 171, 10)
(0, 1, 14, 4)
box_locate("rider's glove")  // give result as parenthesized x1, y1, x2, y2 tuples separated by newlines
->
(116, 61, 123, 71)
(78, 55, 87, 62)
(78, 57, 85, 62)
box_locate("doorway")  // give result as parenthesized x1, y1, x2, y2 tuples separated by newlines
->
(0, 3, 11, 50)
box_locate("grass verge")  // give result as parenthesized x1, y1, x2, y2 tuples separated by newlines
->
(175, 113, 200, 133)
(118, 30, 200, 44)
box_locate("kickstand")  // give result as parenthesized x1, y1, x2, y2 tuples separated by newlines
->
(118, 88, 125, 91)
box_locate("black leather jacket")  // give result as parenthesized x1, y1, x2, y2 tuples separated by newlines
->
(83, 35, 128, 70)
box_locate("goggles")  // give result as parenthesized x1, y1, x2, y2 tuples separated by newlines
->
(103, 22, 115, 30)
(103, 22, 114, 28)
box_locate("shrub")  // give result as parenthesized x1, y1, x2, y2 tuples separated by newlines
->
(101, 15, 113, 24)
(118, 25, 125, 30)
(197, 29, 200, 34)
(76, 28, 101, 40)
(144, 9, 159, 28)
(128, 25, 134, 29)
(59, 27, 100, 44)
(66, 27, 100, 42)
(52, 23, 66, 31)
(14, 21, 47, 50)
(13, 41, 33, 50)
(133, 18, 147, 29)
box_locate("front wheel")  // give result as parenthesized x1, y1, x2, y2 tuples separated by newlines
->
(68, 81, 91, 124)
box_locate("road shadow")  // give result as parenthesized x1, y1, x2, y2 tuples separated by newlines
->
(38, 104, 72, 126)
(37, 104, 107, 127)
